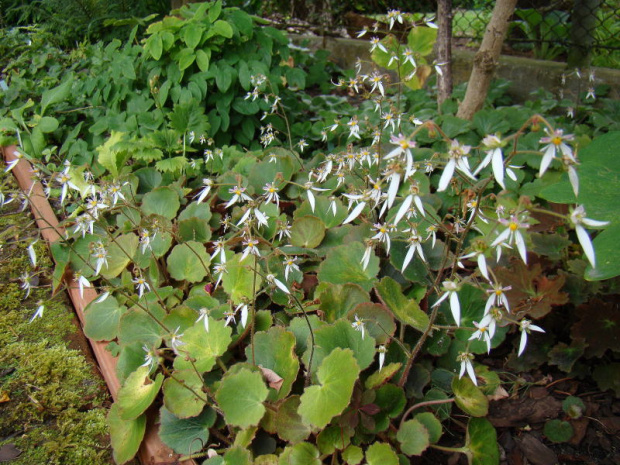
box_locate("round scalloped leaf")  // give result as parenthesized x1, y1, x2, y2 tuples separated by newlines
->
(116, 366, 164, 420)
(298, 348, 360, 429)
(159, 406, 215, 455)
(178, 216, 212, 242)
(101, 233, 138, 279)
(342, 445, 364, 465)
(118, 307, 166, 348)
(167, 241, 211, 283)
(108, 403, 146, 465)
(375, 277, 429, 332)
(173, 318, 232, 373)
(318, 242, 379, 292)
(222, 253, 263, 302)
(317, 425, 350, 455)
(347, 302, 395, 344)
(141, 186, 180, 219)
(224, 446, 252, 465)
(366, 442, 399, 465)
(163, 369, 207, 419)
(318, 283, 370, 323)
(290, 215, 326, 248)
(452, 376, 489, 417)
(544, 419, 574, 443)
(562, 396, 586, 419)
(303, 319, 375, 375)
(278, 442, 321, 465)
(295, 196, 348, 228)
(466, 418, 499, 465)
(244, 327, 299, 401)
(375, 383, 406, 419)
(116, 342, 147, 384)
(414, 412, 443, 444)
(397, 419, 430, 456)
(215, 367, 269, 428)
(84, 295, 126, 341)
(275, 396, 312, 444)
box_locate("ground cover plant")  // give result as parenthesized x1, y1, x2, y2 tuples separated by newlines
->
(1, 2, 620, 464)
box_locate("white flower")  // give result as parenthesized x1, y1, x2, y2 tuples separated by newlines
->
(426, 224, 438, 248)
(570, 205, 609, 267)
(402, 228, 426, 272)
(263, 182, 280, 207)
(241, 238, 261, 261)
(140, 345, 157, 369)
(139, 229, 154, 254)
(29, 304, 44, 323)
(297, 139, 309, 152)
(267, 273, 290, 294)
(361, 244, 374, 271)
(95, 291, 110, 303)
(351, 314, 366, 339)
(133, 275, 150, 298)
(469, 314, 495, 353)
(518, 319, 545, 356)
(368, 72, 385, 97)
(170, 327, 185, 355)
(304, 181, 329, 212)
(475, 135, 506, 189)
(539, 129, 575, 177)
(491, 214, 530, 263)
(283, 256, 300, 281)
(378, 345, 387, 371)
(387, 9, 403, 29)
(226, 185, 252, 208)
(484, 282, 511, 314)
(347, 116, 361, 140)
(385, 134, 416, 178)
(437, 140, 476, 192)
(460, 248, 490, 281)
(371, 222, 394, 253)
(236, 303, 249, 328)
(457, 351, 477, 385)
(369, 37, 387, 53)
(194, 178, 214, 204)
(211, 239, 227, 263)
(4, 150, 23, 172)
(196, 308, 209, 332)
(277, 222, 292, 241)
(237, 207, 269, 229)
(73, 272, 91, 299)
(213, 262, 227, 289)
(92, 245, 109, 275)
(394, 183, 425, 224)
(433, 280, 461, 326)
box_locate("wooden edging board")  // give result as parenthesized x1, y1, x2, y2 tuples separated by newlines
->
(2, 145, 197, 465)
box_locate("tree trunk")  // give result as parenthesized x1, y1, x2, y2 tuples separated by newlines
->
(436, 0, 453, 107)
(456, 0, 517, 120)
(567, 0, 602, 69)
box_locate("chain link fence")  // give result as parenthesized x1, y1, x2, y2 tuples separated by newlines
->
(450, 0, 619, 68)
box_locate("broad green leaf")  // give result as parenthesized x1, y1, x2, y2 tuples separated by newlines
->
(116, 343, 146, 384)
(173, 318, 231, 373)
(212, 19, 233, 38)
(298, 348, 360, 429)
(294, 196, 348, 228)
(163, 369, 207, 418)
(147, 33, 163, 60)
(108, 403, 146, 465)
(225, 446, 252, 465)
(452, 376, 489, 417)
(118, 307, 166, 348)
(84, 295, 126, 341)
(365, 362, 402, 389)
(347, 302, 396, 344)
(544, 419, 574, 443)
(37, 116, 59, 133)
(96, 131, 125, 178)
(222, 253, 263, 302)
(245, 327, 299, 400)
(275, 396, 312, 443)
(318, 283, 370, 323)
(102, 234, 139, 279)
(41, 78, 73, 116)
(248, 150, 295, 192)
(318, 242, 379, 292)
(215, 367, 269, 428)
(290, 215, 326, 248)
(375, 383, 406, 419)
(196, 49, 211, 71)
(317, 425, 350, 454)
(159, 406, 215, 454)
(397, 419, 430, 456)
(304, 319, 375, 375)
(183, 24, 203, 49)
(414, 412, 443, 443)
(366, 442, 399, 465)
(141, 187, 180, 220)
(116, 366, 164, 420)
(375, 277, 429, 332)
(342, 445, 364, 465)
(466, 418, 499, 465)
(167, 241, 211, 282)
(407, 26, 437, 55)
(278, 442, 321, 465)
(208, 0, 222, 22)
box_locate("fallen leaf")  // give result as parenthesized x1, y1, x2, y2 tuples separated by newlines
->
(487, 386, 509, 402)
(259, 365, 283, 391)
(0, 390, 10, 403)
(0, 444, 21, 462)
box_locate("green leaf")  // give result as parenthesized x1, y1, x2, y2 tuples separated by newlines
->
(375, 277, 429, 332)
(196, 49, 211, 71)
(183, 24, 203, 49)
(141, 187, 180, 220)
(174, 318, 232, 373)
(116, 366, 164, 420)
(159, 406, 215, 454)
(544, 419, 574, 443)
(278, 442, 321, 465)
(222, 253, 263, 302)
(347, 302, 396, 345)
(366, 443, 399, 465)
(318, 283, 370, 323)
(215, 367, 269, 428)
(108, 403, 146, 465)
(365, 362, 402, 389)
(318, 242, 379, 292)
(208, 0, 222, 22)
(37, 116, 59, 133)
(41, 78, 73, 116)
(298, 348, 360, 429)
(167, 241, 211, 283)
(96, 131, 125, 178)
(118, 306, 166, 348)
(290, 215, 326, 248)
(275, 396, 312, 444)
(407, 26, 437, 55)
(342, 445, 364, 465)
(102, 234, 139, 279)
(414, 412, 443, 443)
(84, 295, 126, 341)
(305, 319, 375, 375)
(245, 327, 299, 400)
(397, 419, 431, 456)
(147, 33, 163, 60)
(163, 370, 207, 418)
(466, 418, 499, 465)
(452, 376, 489, 417)
(317, 425, 349, 454)
(212, 19, 233, 38)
